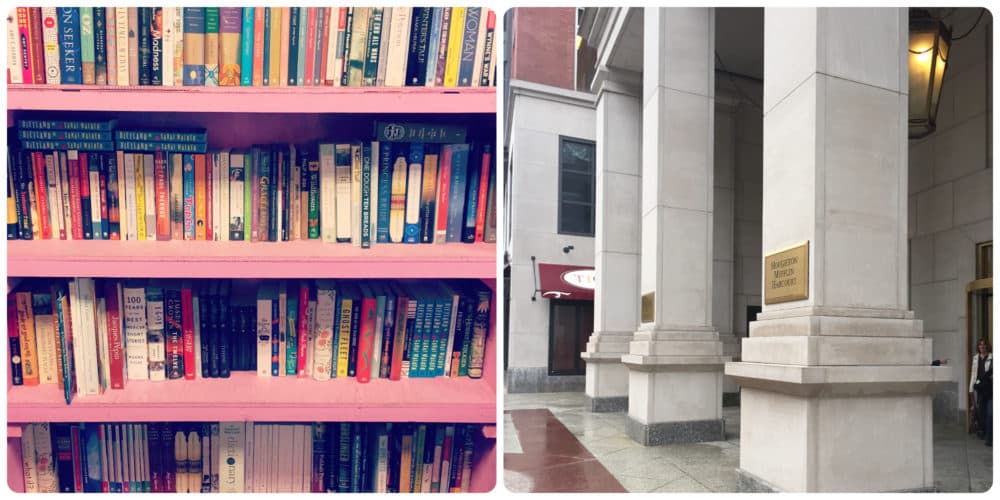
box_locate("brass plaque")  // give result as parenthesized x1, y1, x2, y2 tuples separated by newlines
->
(641, 292, 655, 323)
(764, 241, 809, 305)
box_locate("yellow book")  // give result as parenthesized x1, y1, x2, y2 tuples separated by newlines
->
(134, 154, 147, 241)
(16, 292, 40, 386)
(335, 298, 352, 378)
(443, 7, 466, 87)
(268, 7, 282, 87)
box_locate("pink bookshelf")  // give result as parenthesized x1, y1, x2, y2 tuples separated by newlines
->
(7, 81, 499, 491)
(7, 240, 497, 279)
(7, 85, 497, 114)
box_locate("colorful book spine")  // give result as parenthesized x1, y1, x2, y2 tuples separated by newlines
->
(41, 8, 60, 84)
(136, 7, 150, 85)
(445, 145, 469, 242)
(117, 142, 207, 154)
(239, 8, 254, 86)
(182, 8, 205, 85)
(79, 7, 96, 84)
(404, 8, 431, 86)
(57, 8, 82, 84)
(204, 8, 220, 86)
(457, 8, 480, 87)
(402, 144, 423, 243)
(182, 154, 195, 240)
(149, 7, 162, 85)
(363, 8, 383, 86)
(418, 147, 438, 243)
(479, 11, 496, 87)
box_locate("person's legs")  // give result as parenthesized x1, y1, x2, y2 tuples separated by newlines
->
(986, 398, 992, 446)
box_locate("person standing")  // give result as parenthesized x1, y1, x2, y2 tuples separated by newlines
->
(969, 338, 993, 446)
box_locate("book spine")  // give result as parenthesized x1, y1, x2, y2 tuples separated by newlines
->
(204, 8, 219, 86)
(8, 11, 23, 84)
(114, 8, 128, 85)
(240, 8, 254, 86)
(56, 8, 82, 84)
(267, 7, 281, 86)
(329, 8, 347, 86)
(122, 286, 149, 381)
(256, 291, 271, 377)
(164, 289, 183, 379)
(194, 154, 207, 240)
(296, 285, 310, 376)
(8, 297, 23, 385)
(151, 152, 167, 240)
(356, 296, 376, 383)
(435, 146, 452, 243)
(474, 145, 492, 241)
(229, 154, 245, 239)
(127, 8, 138, 86)
(347, 298, 361, 377)
(79, 153, 94, 239)
(304, 8, 317, 85)
(116, 130, 207, 142)
(181, 154, 195, 240)
(418, 148, 438, 243)
(28, 8, 45, 84)
(103, 281, 124, 389)
(286, 7, 299, 85)
(423, 9, 441, 87)
(15, 293, 40, 386)
(171, 7, 183, 86)
(457, 8, 480, 87)
(219, 7, 242, 86)
(389, 297, 408, 380)
(443, 8, 464, 87)
(318, 8, 331, 86)
(31, 153, 52, 239)
(182, 7, 205, 85)
(32, 296, 56, 385)
(339, 8, 353, 86)
(405, 8, 431, 86)
(160, 8, 172, 86)
(360, 143, 372, 248)
(251, 8, 264, 86)
(136, 7, 150, 85)
(40, 8, 61, 83)
(80, 8, 96, 84)
(479, 11, 496, 87)
(403, 144, 423, 243)
(316, 145, 333, 242)
(363, 8, 383, 86)
(149, 7, 162, 85)
(180, 285, 195, 379)
(206, 153, 215, 241)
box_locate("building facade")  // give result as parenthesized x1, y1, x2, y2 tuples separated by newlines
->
(504, 7, 992, 492)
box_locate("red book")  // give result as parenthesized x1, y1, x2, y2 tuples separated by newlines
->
(205, 153, 213, 241)
(70, 425, 83, 492)
(78, 152, 91, 235)
(104, 280, 125, 390)
(16, 8, 33, 84)
(304, 7, 317, 86)
(252, 8, 265, 86)
(388, 296, 408, 381)
(67, 152, 84, 240)
(296, 283, 309, 377)
(319, 8, 331, 86)
(8, 297, 21, 385)
(435, 146, 452, 242)
(181, 283, 196, 380)
(28, 8, 44, 84)
(355, 292, 376, 383)
(31, 152, 51, 239)
(154, 152, 170, 240)
(98, 160, 109, 239)
(98, 425, 109, 492)
(474, 146, 491, 242)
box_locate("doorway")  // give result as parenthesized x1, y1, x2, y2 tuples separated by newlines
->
(548, 299, 594, 376)
(966, 241, 992, 432)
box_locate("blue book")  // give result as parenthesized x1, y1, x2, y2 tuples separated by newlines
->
(116, 129, 208, 143)
(182, 154, 196, 239)
(445, 144, 470, 242)
(116, 141, 207, 153)
(271, 297, 279, 376)
(457, 8, 481, 86)
(462, 145, 482, 243)
(182, 8, 206, 85)
(330, 294, 342, 378)
(18, 129, 113, 141)
(287, 7, 299, 85)
(19, 140, 115, 151)
(261, 8, 271, 85)
(240, 8, 255, 86)
(424, 8, 443, 86)
(313, 8, 325, 85)
(402, 143, 424, 244)
(412, 292, 427, 378)
(296, 7, 307, 86)
(58, 7, 83, 84)
(360, 142, 372, 248)
(18, 119, 115, 131)
(83, 424, 103, 492)
(376, 142, 393, 243)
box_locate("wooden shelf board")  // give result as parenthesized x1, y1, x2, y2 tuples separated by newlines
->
(7, 85, 496, 114)
(6, 240, 497, 279)
(7, 372, 495, 424)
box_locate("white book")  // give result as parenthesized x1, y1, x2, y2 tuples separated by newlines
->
(95, 296, 110, 389)
(280, 425, 294, 492)
(472, 9, 488, 87)
(59, 152, 74, 240)
(212, 152, 221, 241)
(219, 151, 230, 242)
(77, 278, 99, 395)
(6, 12, 22, 84)
(443, 287, 460, 376)
(162, 8, 174, 86)
(44, 154, 61, 240)
(404, 154, 423, 240)
(33, 423, 57, 493)
(370, 141, 380, 243)
(278, 283, 287, 377)
(33, 295, 58, 385)
(143, 154, 155, 240)
(388, 151, 407, 242)
(257, 284, 273, 377)
(210, 424, 219, 492)
(370, 292, 384, 381)
(145, 285, 166, 381)
(244, 422, 254, 493)
(319, 143, 337, 243)
(262, 425, 272, 492)
(275, 150, 284, 243)
(122, 153, 137, 241)
(41, 8, 61, 85)
(269, 425, 278, 493)
(172, 7, 184, 86)
(302, 425, 312, 492)
(490, 23, 498, 85)
(376, 425, 388, 492)
(193, 295, 202, 376)
(305, 300, 317, 378)
(312, 284, 336, 381)
(122, 283, 149, 381)
(384, 8, 411, 87)
(229, 153, 244, 241)
(252, 424, 264, 493)
(376, 8, 392, 87)
(329, 8, 344, 86)
(89, 166, 102, 238)
(115, 7, 129, 86)
(218, 422, 245, 493)
(20, 424, 38, 492)
(350, 144, 362, 247)
(333, 144, 352, 242)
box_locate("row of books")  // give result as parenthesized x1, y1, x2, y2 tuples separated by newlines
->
(9, 278, 493, 401)
(19, 421, 479, 493)
(8, 120, 498, 245)
(7, 7, 497, 88)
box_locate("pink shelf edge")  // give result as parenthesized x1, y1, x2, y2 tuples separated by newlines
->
(7, 84, 497, 114)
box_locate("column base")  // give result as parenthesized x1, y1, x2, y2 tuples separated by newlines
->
(586, 395, 628, 413)
(626, 416, 725, 446)
(735, 469, 938, 493)
(583, 352, 629, 408)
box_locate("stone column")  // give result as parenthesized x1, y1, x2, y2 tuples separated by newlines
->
(623, 7, 730, 446)
(582, 67, 642, 413)
(726, 8, 950, 492)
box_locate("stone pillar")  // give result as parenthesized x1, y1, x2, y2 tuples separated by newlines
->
(623, 7, 730, 446)
(582, 67, 642, 413)
(726, 8, 950, 492)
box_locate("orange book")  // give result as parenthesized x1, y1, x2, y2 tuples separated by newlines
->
(194, 154, 207, 240)
(474, 146, 492, 242)
(205, 153, 213, 241)
(155, 152, 170, 240)
(278, 7, 290, 86)
(399, 432, 413, 493)
(304, 7, 317, 86)
(319, 8, 332, 86)
(252, 7, 265, 86)
(16, 292, 40, 386)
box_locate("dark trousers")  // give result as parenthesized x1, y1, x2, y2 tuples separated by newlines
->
(976, 391, 991, 437)
(986, 399, 993, 443)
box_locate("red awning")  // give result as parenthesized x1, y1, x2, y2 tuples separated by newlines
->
(537, 264, 595, 301)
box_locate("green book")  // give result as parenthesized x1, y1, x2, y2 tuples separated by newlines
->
(286, 296, 298, 376)
(204, 8, 220, 86)
(244, 149, 252, 241)
(79, 8, 95, 84)
(307, 160, 320, 239)
(297, 7, 307, 86)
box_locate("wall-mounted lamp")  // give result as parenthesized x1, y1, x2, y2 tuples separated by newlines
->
(563, 245, 575, 254)
(908, 9, 952, 139)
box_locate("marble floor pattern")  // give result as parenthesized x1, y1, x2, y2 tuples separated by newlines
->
(504, 391, 993, 493)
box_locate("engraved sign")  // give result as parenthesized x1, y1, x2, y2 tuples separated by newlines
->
(764, 241, 809, 304)
(641, 292, 655, 323)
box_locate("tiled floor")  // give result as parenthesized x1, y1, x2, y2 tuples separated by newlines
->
(504, 391, 993, 493)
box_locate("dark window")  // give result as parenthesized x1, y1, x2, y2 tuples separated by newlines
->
(558, 137, 596, 236)
(548, 300, 594, 376)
